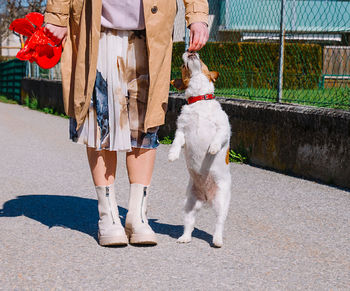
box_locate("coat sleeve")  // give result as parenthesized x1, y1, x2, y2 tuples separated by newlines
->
(44, 0, 71, 27)
(183, 0, 209, 27)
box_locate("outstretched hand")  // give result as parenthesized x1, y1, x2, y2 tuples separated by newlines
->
(188, 22, 209, 51)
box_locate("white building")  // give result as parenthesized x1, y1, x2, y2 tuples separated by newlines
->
(1, 32, 21, 57)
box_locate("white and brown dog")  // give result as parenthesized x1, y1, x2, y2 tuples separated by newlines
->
(168, 52, 231, 247)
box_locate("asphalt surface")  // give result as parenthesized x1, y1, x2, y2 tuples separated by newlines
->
(0, 102, 349, 290)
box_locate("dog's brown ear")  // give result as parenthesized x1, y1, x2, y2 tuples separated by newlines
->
(209, 71, 219, 82)
(171, 79, 186, 91)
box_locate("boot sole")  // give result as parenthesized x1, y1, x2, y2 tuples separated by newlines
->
(98, 233, 129, 246)
(125, 228, 157, 245)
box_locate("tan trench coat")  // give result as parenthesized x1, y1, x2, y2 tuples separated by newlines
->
(44, 0, 208, 131)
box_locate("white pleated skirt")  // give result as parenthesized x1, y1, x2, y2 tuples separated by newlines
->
(69, 29, 159, 151)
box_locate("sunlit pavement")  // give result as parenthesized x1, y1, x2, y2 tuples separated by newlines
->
(1, 102, 349, 290)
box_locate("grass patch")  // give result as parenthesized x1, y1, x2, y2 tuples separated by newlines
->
(22, 96, 68, 118)
(23, 96, 68, 118)
(159, 135, 248, 165)
(214, 87, 350, 110)
(229, 149, 247, 164)
(159, 135, 173, 144)
(0, 95, 19, 105)
(0, 95, 68, 118)
(24, 96, 38, 110)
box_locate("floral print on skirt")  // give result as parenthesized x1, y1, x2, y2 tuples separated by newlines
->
(69, 29, 159, 151)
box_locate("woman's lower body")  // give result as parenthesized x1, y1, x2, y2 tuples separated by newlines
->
(69, 29, 158, 246)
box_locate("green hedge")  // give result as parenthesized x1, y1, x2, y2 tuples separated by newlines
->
(171, 42, 322, 92)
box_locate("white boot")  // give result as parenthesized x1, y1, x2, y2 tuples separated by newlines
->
(96, 184, 128, 246)
(125, 184, 157, 245)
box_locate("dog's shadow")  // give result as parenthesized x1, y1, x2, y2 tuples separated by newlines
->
(0, 194, 212, 245)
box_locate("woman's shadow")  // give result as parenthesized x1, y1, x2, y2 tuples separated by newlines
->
(0, 194, 212, 245)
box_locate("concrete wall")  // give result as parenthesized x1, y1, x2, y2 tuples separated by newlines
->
(20, 77, 350, 188)
(21, 78, 65, 114)
(160, 94, 350, 189)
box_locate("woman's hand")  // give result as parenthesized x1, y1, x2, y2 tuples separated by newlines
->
(188, 22, 209, 51)
(44, 23, 68, 44)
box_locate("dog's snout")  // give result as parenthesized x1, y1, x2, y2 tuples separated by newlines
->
(184, 51, 198, 59)
(182, 51, 200, 65)
(187, 52, 198, 60)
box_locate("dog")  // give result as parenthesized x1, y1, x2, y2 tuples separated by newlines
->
(168, 52, 231, 247)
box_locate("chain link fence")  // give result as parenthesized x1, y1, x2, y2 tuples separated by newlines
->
(23, 0, 350, 110)
(26, 61, 61, 80)
(173, 0, 350, 110)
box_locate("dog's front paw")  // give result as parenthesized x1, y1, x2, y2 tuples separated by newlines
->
(208, 142, 221, 155)
(168, 148, 180, 162)
(212, 235, 223, 248)
(177, 234, 192, 244)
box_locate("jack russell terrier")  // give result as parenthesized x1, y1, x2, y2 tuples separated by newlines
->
(169, 52, 231, 247)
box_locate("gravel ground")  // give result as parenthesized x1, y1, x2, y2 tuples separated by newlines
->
(0, 102, 349, 290)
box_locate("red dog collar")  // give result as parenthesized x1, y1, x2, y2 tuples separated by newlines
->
(187, 94, 215, 104)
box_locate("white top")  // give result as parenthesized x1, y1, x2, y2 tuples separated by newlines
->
(101, 0, 145, 30)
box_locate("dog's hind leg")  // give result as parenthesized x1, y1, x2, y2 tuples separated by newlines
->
(212, 184, 231, 247)
(177, 182, 202, 243)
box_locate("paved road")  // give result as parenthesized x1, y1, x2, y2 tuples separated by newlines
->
(0, 102, 349, 290)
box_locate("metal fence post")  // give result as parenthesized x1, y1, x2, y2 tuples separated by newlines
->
(50, 67, 53, 80)
(34, 64, 39, 78)
(26, 61, 31, 78)
(277, 0, 286, 103)
(185, 23, 190, 51)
